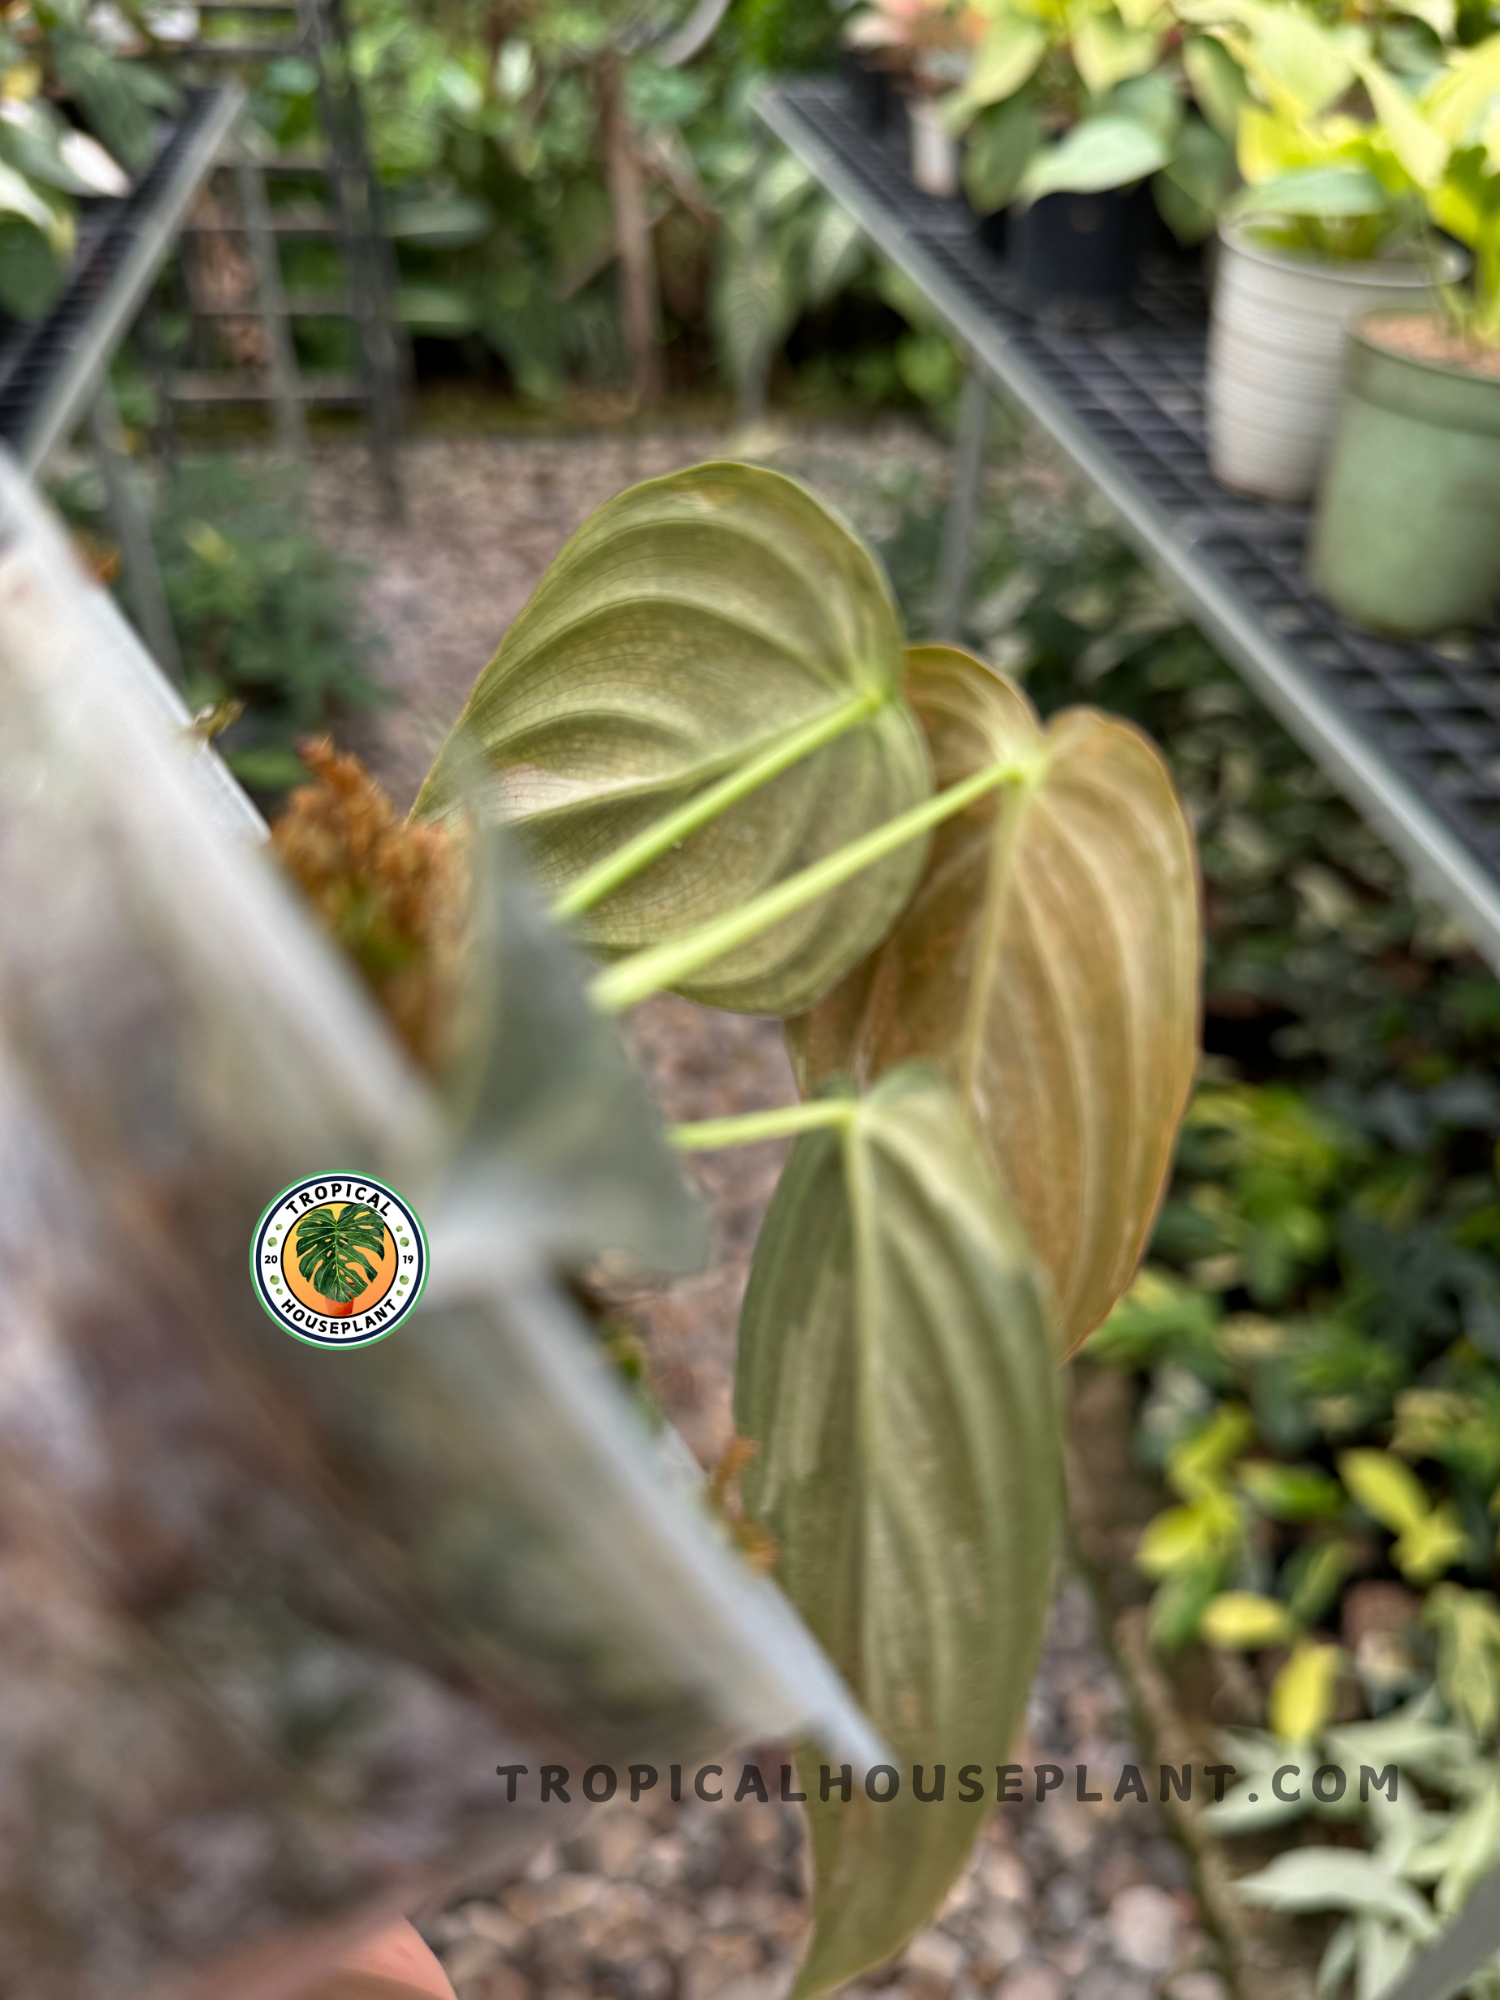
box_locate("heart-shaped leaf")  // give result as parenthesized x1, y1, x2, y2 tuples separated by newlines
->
(736, 1067, 1063, 1999)
(415, 462, 932, 1015)
(789, 646, 1200, 1353)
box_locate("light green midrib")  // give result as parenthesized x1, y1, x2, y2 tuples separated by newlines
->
(552, 687, 886, 920)
(589, 755, 1031, 1015)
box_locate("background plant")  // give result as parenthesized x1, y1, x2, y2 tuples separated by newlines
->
(0, 0, 179, 318)
(950, 0, 1239, 243)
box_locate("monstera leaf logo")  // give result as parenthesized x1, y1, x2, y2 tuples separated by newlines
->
(294, 1202, 388, 1316)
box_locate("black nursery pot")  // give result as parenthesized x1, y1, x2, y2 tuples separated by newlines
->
(1010, 186, 1139, 322)
(839, 48, 896, 135)
(969, 199, 1009, 258)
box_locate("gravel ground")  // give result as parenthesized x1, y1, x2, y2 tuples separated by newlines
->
(307, 422, 1228, 2000)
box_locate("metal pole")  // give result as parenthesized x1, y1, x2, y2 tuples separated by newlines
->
(935, 364, 989, 641)
(88, 378, 182, 682)
(234, 141, 309, 464)
(299, 0, 404, 521)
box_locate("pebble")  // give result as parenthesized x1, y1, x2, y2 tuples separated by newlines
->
(1109, 1884, 1183, 1971)
(904, 1929, 967, 1982)
(996, 1961, 1064, 2000)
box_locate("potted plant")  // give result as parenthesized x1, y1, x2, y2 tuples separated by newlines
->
(1192, 0, 1466, 501)
(1310, 32, 1500, 635)
(842, 0, 975, 196)
(947, 0, 1238, 319)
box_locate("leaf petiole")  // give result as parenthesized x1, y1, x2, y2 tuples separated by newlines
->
(551, 688, 886, 921)
(670, 1099, 855, 1150)
(590, 752, 1038, 1014)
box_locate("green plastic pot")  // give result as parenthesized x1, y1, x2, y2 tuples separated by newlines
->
(1310, 309, 1500, 637)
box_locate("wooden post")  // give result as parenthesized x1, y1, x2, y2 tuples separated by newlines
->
(598, 49, 663, 411)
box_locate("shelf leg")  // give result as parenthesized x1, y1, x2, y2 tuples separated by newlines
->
(936, 365, 989, 640)
(234, 145, 309, 466)
(88, 380, 182, 684)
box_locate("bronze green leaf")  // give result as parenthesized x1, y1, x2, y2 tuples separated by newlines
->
(735, 1067, 1063, 1998)
(789, 645, 1201, 1353)
(415, 462, 932, 1015)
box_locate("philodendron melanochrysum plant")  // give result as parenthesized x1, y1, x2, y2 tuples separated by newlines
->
(417, 461, 1202, 1994)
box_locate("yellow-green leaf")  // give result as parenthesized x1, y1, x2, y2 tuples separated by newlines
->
(1072, 8, 1163, 95)
(1422, 31, 1500, 148)
(416, 462, 933, 1015)
(1356, 57, 1448, 188)
(1269, 1640, 1343, 1744)
(1425, 1585, 1500, 1740)
(1136, 1488, 1243, 1576)
(1168, 1402, 1256, 1499)
(1201, 1590, 1296, 1650)
(788, 646, 1201, 1353)
(967, 14, 1049, 107)
(1233, 6, 1359, 119)
(1394, 1503, 1472, 1585)
(737, 1069, 1062, 1998)
(1338, 1448, 1432, 1535)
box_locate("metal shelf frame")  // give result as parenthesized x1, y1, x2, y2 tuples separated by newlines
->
(756, 76, 1500, 979)
(0, 84, 244, 473)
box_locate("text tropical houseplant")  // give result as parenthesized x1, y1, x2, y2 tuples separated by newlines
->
(362, 460, 1205, 1993)
(1190, 0, 1470, 499)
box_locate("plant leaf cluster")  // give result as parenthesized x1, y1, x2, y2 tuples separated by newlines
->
(416, 457, 1201, 1993)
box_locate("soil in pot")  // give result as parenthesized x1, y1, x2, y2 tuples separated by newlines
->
(1310, 308, 1500, 638)
(1010, 186, 1138, 325)
(968, 196, 1008, 258)
(1207, 222, 1466, 503)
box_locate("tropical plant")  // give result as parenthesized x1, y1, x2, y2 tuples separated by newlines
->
(1187, 0, 1470, 258)
(1211, 1695, 1500, 1998)
(295, 1202, 389, 1308)
(946, 0, 1240, 243)
(148, 456, 383, 793)
(408, 458, 1203, 1994)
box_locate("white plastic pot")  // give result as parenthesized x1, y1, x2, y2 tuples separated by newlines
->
(1206, 221, 1467, 502)
(908, 98, 959, 199)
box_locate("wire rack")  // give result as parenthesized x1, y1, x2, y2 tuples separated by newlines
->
(758, 76, 1500, 971)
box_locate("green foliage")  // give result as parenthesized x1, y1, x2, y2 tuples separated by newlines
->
(151, 457, 383, 791)
(0, 0, 179, 318)
(294, 1201, 387, 1304)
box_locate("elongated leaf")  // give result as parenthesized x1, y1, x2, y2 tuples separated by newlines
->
(1356, 56, 1448, 188)
(1018, 113, 1173, 199)
(967, 14, 1049, 108)
(964, 93, 1045, 213)
(416, 463, 932, 1015)
(735, 1067, 1063, 1999)
(1184, 33, 1253, 141)
(789, 647, 1200, 1353)
(1233, 165, 1390, 217)
(1072, 11, 1164, 99)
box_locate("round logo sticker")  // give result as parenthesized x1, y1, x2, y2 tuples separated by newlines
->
(250, 1175, 427, 1347)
